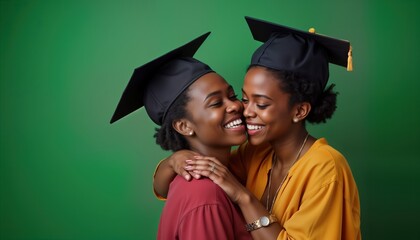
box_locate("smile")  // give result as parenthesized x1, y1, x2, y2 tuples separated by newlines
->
(224, 119, 243, 129)
(247, 124, 263, 130)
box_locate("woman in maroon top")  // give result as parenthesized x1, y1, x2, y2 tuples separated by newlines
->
(152, 17, 360, 240)
(110, 33, 252, 240)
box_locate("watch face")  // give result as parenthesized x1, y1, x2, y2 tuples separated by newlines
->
(260, 216, 270, 226)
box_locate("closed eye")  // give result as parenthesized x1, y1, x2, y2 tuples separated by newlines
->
(209, 101, 223, 107)
(229, 94, 238, 101)
(257, 104, 269, 109)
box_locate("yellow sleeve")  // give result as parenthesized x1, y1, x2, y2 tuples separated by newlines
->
(152, 159, 167, 201)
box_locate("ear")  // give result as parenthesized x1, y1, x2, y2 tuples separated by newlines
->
(172, 119, 195, 136)
(292, 102, 312, 123)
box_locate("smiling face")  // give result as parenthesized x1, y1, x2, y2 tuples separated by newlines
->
(242, 66, 297, 146)
(181, 72, 246, 150)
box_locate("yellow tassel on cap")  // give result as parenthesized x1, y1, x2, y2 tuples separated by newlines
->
(308, 27, 352, 71)
(347, 45, 353, 71)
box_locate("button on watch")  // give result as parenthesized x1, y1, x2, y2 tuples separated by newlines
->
(245, 214, 278, 231)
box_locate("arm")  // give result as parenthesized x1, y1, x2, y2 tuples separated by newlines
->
(188, 158, 361, 239)
(186, 157, 282, 240)
(153, 150, 199, 198)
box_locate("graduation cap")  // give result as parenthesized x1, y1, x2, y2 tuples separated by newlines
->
(110, 32, 214, 125)
(245, 16, 352, 92)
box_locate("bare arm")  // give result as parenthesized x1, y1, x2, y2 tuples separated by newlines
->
(153, 150, 200, 198)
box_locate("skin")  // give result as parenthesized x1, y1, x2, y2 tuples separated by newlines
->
(242, 66, 300, 146)
(155, 67, 316, 240)
(153, 72, 247, 196)
(179, 72, 247, 161)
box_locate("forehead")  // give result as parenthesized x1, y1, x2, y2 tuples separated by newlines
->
(187, 72, 229, 98)
(243, 67, 282, 95)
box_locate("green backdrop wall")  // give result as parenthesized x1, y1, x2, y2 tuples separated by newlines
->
(1, 0, 419, 239)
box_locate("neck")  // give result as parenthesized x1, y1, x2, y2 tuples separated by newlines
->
(271, 130, 310, 169)
(188, 143, 231, 166)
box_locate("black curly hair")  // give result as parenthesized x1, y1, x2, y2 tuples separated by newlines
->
(248, 65, 338, 124)
(154, 89, 191, 152)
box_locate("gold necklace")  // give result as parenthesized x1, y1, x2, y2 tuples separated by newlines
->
(266, 133, 309, 213)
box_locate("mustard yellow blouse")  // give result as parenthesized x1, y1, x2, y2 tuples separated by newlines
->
(229, 138, 361, 240)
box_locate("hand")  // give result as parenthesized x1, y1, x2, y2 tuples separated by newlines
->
(154, 150, 203, 198)
(185, 156, 249, 204)
(168, 150, 202, 181)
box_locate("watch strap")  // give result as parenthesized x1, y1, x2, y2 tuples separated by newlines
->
(245, 214, 278, 232)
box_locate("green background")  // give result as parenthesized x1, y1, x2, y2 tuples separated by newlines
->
(1, 0, 419, 239)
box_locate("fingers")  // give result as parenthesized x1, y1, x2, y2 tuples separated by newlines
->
(183, 156, 229, 182)
(185, 160, 220, 172)
(210, 162, 216, 173)
(171, 152, 202, 181)
(185, 164, 224, 181)
(179, 162, 204, 180)
(179, 169, 192, 181)
(193, 155, 222, 165)
(183, 156, 206, 179)
(188, 156, 222, 169)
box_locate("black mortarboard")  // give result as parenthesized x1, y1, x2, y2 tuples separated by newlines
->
(110, 32, 214, 125)
(245, 16, 352, 92)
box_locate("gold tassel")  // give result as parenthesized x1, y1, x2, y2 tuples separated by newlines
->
(347, 45, 353, 71)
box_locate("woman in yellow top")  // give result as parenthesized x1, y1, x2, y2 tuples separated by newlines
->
(154, 17, 361, 239)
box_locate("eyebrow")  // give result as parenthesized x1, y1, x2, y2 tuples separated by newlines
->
(204, 85, 234, 101)
(241, 89, 273, 100)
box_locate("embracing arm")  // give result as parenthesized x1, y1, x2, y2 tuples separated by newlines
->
(236, 189, 283, 240)
(153, 150, 199, 198)
(187, 157, 282, 240)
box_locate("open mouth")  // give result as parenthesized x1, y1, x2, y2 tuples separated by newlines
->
(247, 124, 264, 130)
(224, 118, 243, 129)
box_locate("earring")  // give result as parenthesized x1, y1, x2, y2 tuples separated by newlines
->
(189, 131, 194, 136)
(293, 118, 299, 123)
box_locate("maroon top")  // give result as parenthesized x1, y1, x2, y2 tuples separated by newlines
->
(157, 176, 252, 240)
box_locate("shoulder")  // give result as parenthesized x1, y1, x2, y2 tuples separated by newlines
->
(167, 176, 238, 224)
(296, 139, 360, 214)
(169, 176, 230, 205)
(306, 138, 348, 168)
(294, 138, 354, 186)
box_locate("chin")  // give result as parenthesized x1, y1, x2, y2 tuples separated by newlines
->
(248, 136, 264, 146)
(227, 135, 247, 146)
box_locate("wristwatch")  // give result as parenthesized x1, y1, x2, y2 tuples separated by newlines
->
(245, 214, 278, 232)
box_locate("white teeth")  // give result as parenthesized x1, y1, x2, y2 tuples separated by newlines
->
(224, 119, 243, 129)
(247, 124, 263, 130)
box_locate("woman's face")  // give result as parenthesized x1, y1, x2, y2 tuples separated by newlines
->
(185, 72, 246, 148)
(242, 66, 295, 146)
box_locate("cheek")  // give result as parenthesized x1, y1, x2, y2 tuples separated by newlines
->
(193, 111, 221, 130)
(259, 107, 289, 123)
(197, 109, 219, 120)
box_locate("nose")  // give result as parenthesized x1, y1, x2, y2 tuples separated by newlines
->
(243, 103, 256, 118)
(226, 100, 242, 113)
